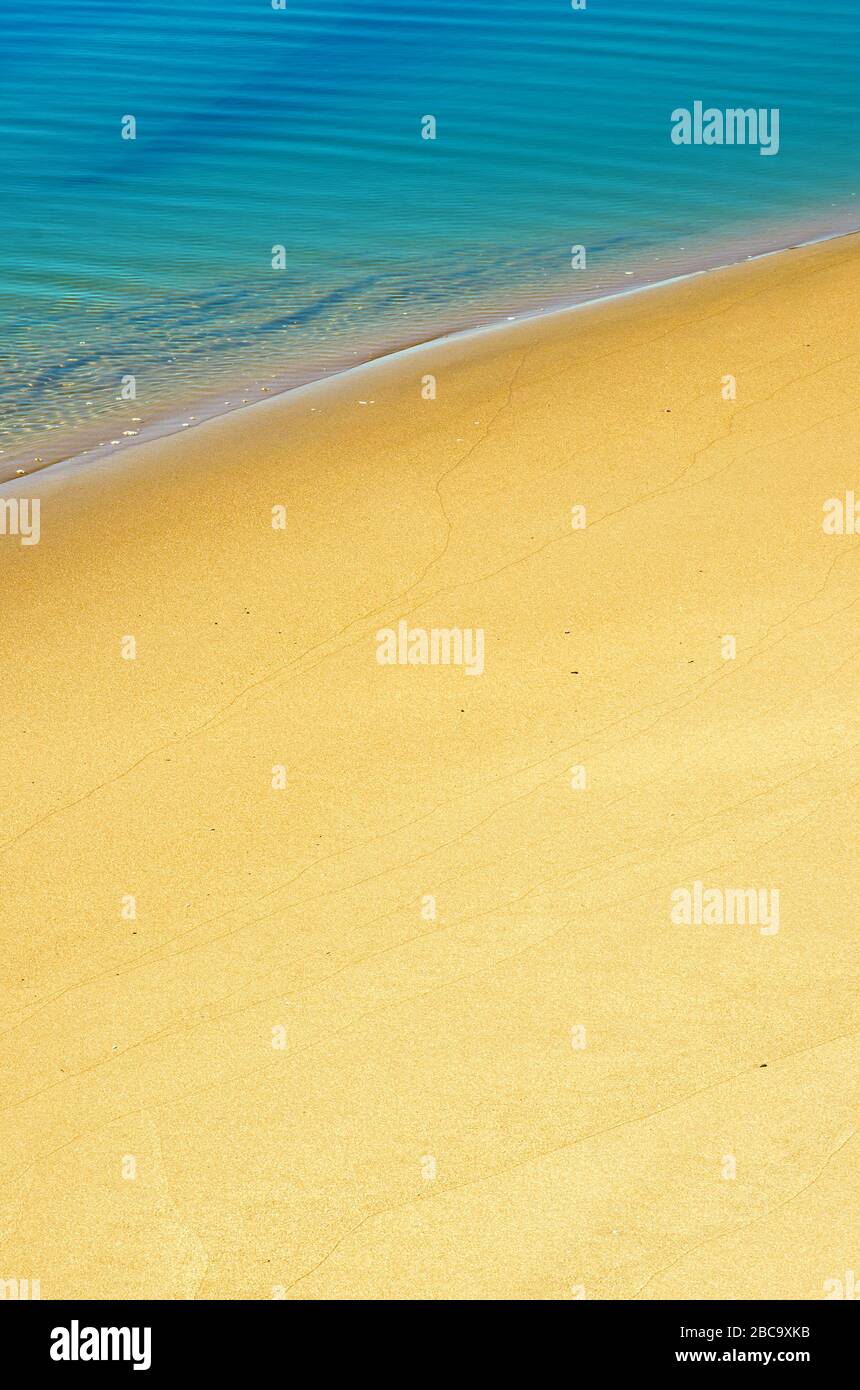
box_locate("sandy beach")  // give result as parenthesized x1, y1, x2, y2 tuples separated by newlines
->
(1, 232, 858, 1300)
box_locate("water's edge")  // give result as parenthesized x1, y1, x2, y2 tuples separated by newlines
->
(5, 219, 858, 495)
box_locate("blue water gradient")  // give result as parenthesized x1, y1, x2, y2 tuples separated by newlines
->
(1, 0, 858, 473)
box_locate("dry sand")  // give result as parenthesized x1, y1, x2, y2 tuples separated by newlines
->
(1, 234, 858, 1300)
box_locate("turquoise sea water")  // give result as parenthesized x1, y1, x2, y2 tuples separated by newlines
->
(1, 0, 859, 476)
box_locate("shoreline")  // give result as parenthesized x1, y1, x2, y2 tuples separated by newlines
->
(5, 210, 860, 493)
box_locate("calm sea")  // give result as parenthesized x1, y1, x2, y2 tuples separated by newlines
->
(1, 0, 859, 477)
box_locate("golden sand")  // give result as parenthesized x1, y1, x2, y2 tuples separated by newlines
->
(1, 234, 858, 1300)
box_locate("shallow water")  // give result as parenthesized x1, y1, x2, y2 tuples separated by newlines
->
(1, 0, 858, 477)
